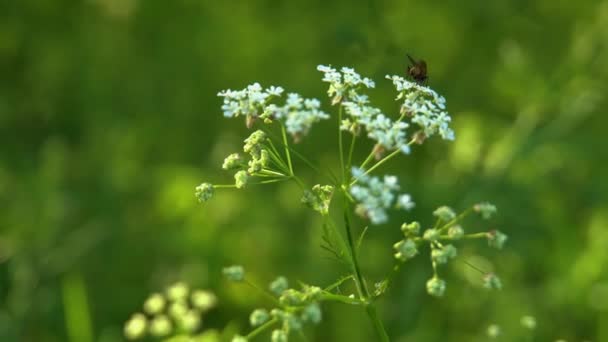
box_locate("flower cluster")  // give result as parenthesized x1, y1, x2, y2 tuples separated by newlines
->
(224, 268, 323, 342)
(386, 75, 455, 141)
(341, 93, 413, 156)
(218, 83, 284, 126)
(391, 204, 506, 297)
(350, 167, 414, 225)
(266, 94, 330, 141)
(124, 282, 218, 340)
(317, 65, 375, 105)
(219, 82, 328, 141)
(301, 184, 334, 215)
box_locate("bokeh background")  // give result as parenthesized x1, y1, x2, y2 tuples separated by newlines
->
(1, 0, 607, 341)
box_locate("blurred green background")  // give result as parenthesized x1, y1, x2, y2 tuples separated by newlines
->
(1, 0, 607, 341)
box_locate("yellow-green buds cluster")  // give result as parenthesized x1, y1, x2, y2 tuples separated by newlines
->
(269, 276, 289, 296)
(223, 265, 245, 282)
(475, 202, 497, 219)
(431, 244, 457, 264)
(487, 324, 501, 338)
(123, 282, 217, 340)
(222, 153, 243, 170)
(487, 230, 508, 249)
(250, 309, 270, 327)
(195, 183, 214, 203)
(520, 315, 537, 330)
(433, 205, 456, 221)
(393, 239, 418, 262)
(483, 273, 503, 290)
(426, 277, 446, 297)
(301, 184, 334, 215)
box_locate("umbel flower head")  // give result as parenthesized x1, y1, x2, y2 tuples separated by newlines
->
(386, 75, 455, 141)
(350, 167, 415, 225)
(266, 94, 330, 141)
(317, 65, 375, 105)
(123, 282, 218, 340)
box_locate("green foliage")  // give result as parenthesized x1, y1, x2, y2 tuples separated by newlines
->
(1, 0, 607, 341)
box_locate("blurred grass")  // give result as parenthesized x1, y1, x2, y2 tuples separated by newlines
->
(1, 0, 607, 341)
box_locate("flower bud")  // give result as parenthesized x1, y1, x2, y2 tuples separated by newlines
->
(234, 170, 249, 189)
(143, 293, 165, 315)
(401, 221, 420, 236)
(191, 290, 217, 311)
(483, 273, 502, 290)
(223, 265, 245, 281)
(124, 313, 147, 340)
(487, 230, 508, 249)
(433, 206, 456, 221)
(250, 309, 270, 327)
(431, 244, 457, 264)
(149, 315, 172, 337)
(426, 277, 446, 297)
(520, 315, 536, 329)
(271, 329, 288, 342)
(301, 303, 322, 324)
(222, 153, 242, 170)
(447, 225, 464, 239)
(423, 228, 440, 241)
(269, 276, 289, 296)
(475, 202, 497, 219)
(195, 183, 214, 203)
(393, 239, 418, 262)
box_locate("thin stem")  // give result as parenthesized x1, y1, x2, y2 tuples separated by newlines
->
(366, 305, 390, 342)
(346, 132, 357, 176)
(324, 275, 355, 292)
(438, 207, 474, 233)
(244, 279, 280, 305)
(320, 292, 365, 305)
(359, 150, 376, 170)
(343, 206, 390, 341)
(338, 105, 345, 182)
(280, 124, 294, 175)
(343, 209, 366, 298)
(246, 318, 279, 339)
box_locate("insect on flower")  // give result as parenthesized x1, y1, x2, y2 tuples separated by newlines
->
(406, 54, 428, 84)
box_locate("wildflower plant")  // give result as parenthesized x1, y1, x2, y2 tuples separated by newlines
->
(132, 64, 509, 341)
(124, 282, 218, 341)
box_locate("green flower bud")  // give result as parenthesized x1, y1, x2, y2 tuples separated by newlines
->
(487, 230, 508, 249)
(195, 183, 214, 203)
(180, 309, 201, 332)
(423, 228, 440, 241)
(143, 293, 165, 315)
(431, 244, 457, 264)
(271, 329, 288, 342)
(223, 265, 245, 281)
(475, 202, 497, 219)
(250, 309, 270, 327)
(149, 315, 172, 337)
(301, 184, 334, 215)
(124, 313, 147, 340)
(222, 153, 242, 170)
(520, 315, 536, 329)
(166, 282, 189, 302)
(447, 225, 464, 239)
(487, 324, 501, 338)
(433, 206, 456, 221)
(400, 221, 420, 236)
(279, 289, 305, 306)
(234, 170, 249, 189)
(393, 239, 418, 262)
(168, 301, 188, 320)
(483, 273, 502, 290)
(426, 277, 446, 297)
(191, 290, 217, 311)
(303, 285, 322, 300)
(244, 130, 266, 153)
(301, 303, 322, 324)
(269, 276, 289, 296)
(232, 335, 248, 342)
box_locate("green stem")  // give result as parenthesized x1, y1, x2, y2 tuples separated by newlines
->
(366, 305, 390, 342)
(244, 279, 280, 305)
(280, 124, 294, 175)
(343, 207, 390, 341)
(246, 318, 279, 339)
(359, 150, 376, 170)
(346, 132, 357, 177)
(338, 105, 345, 182)
(343, 209, 366, 298)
